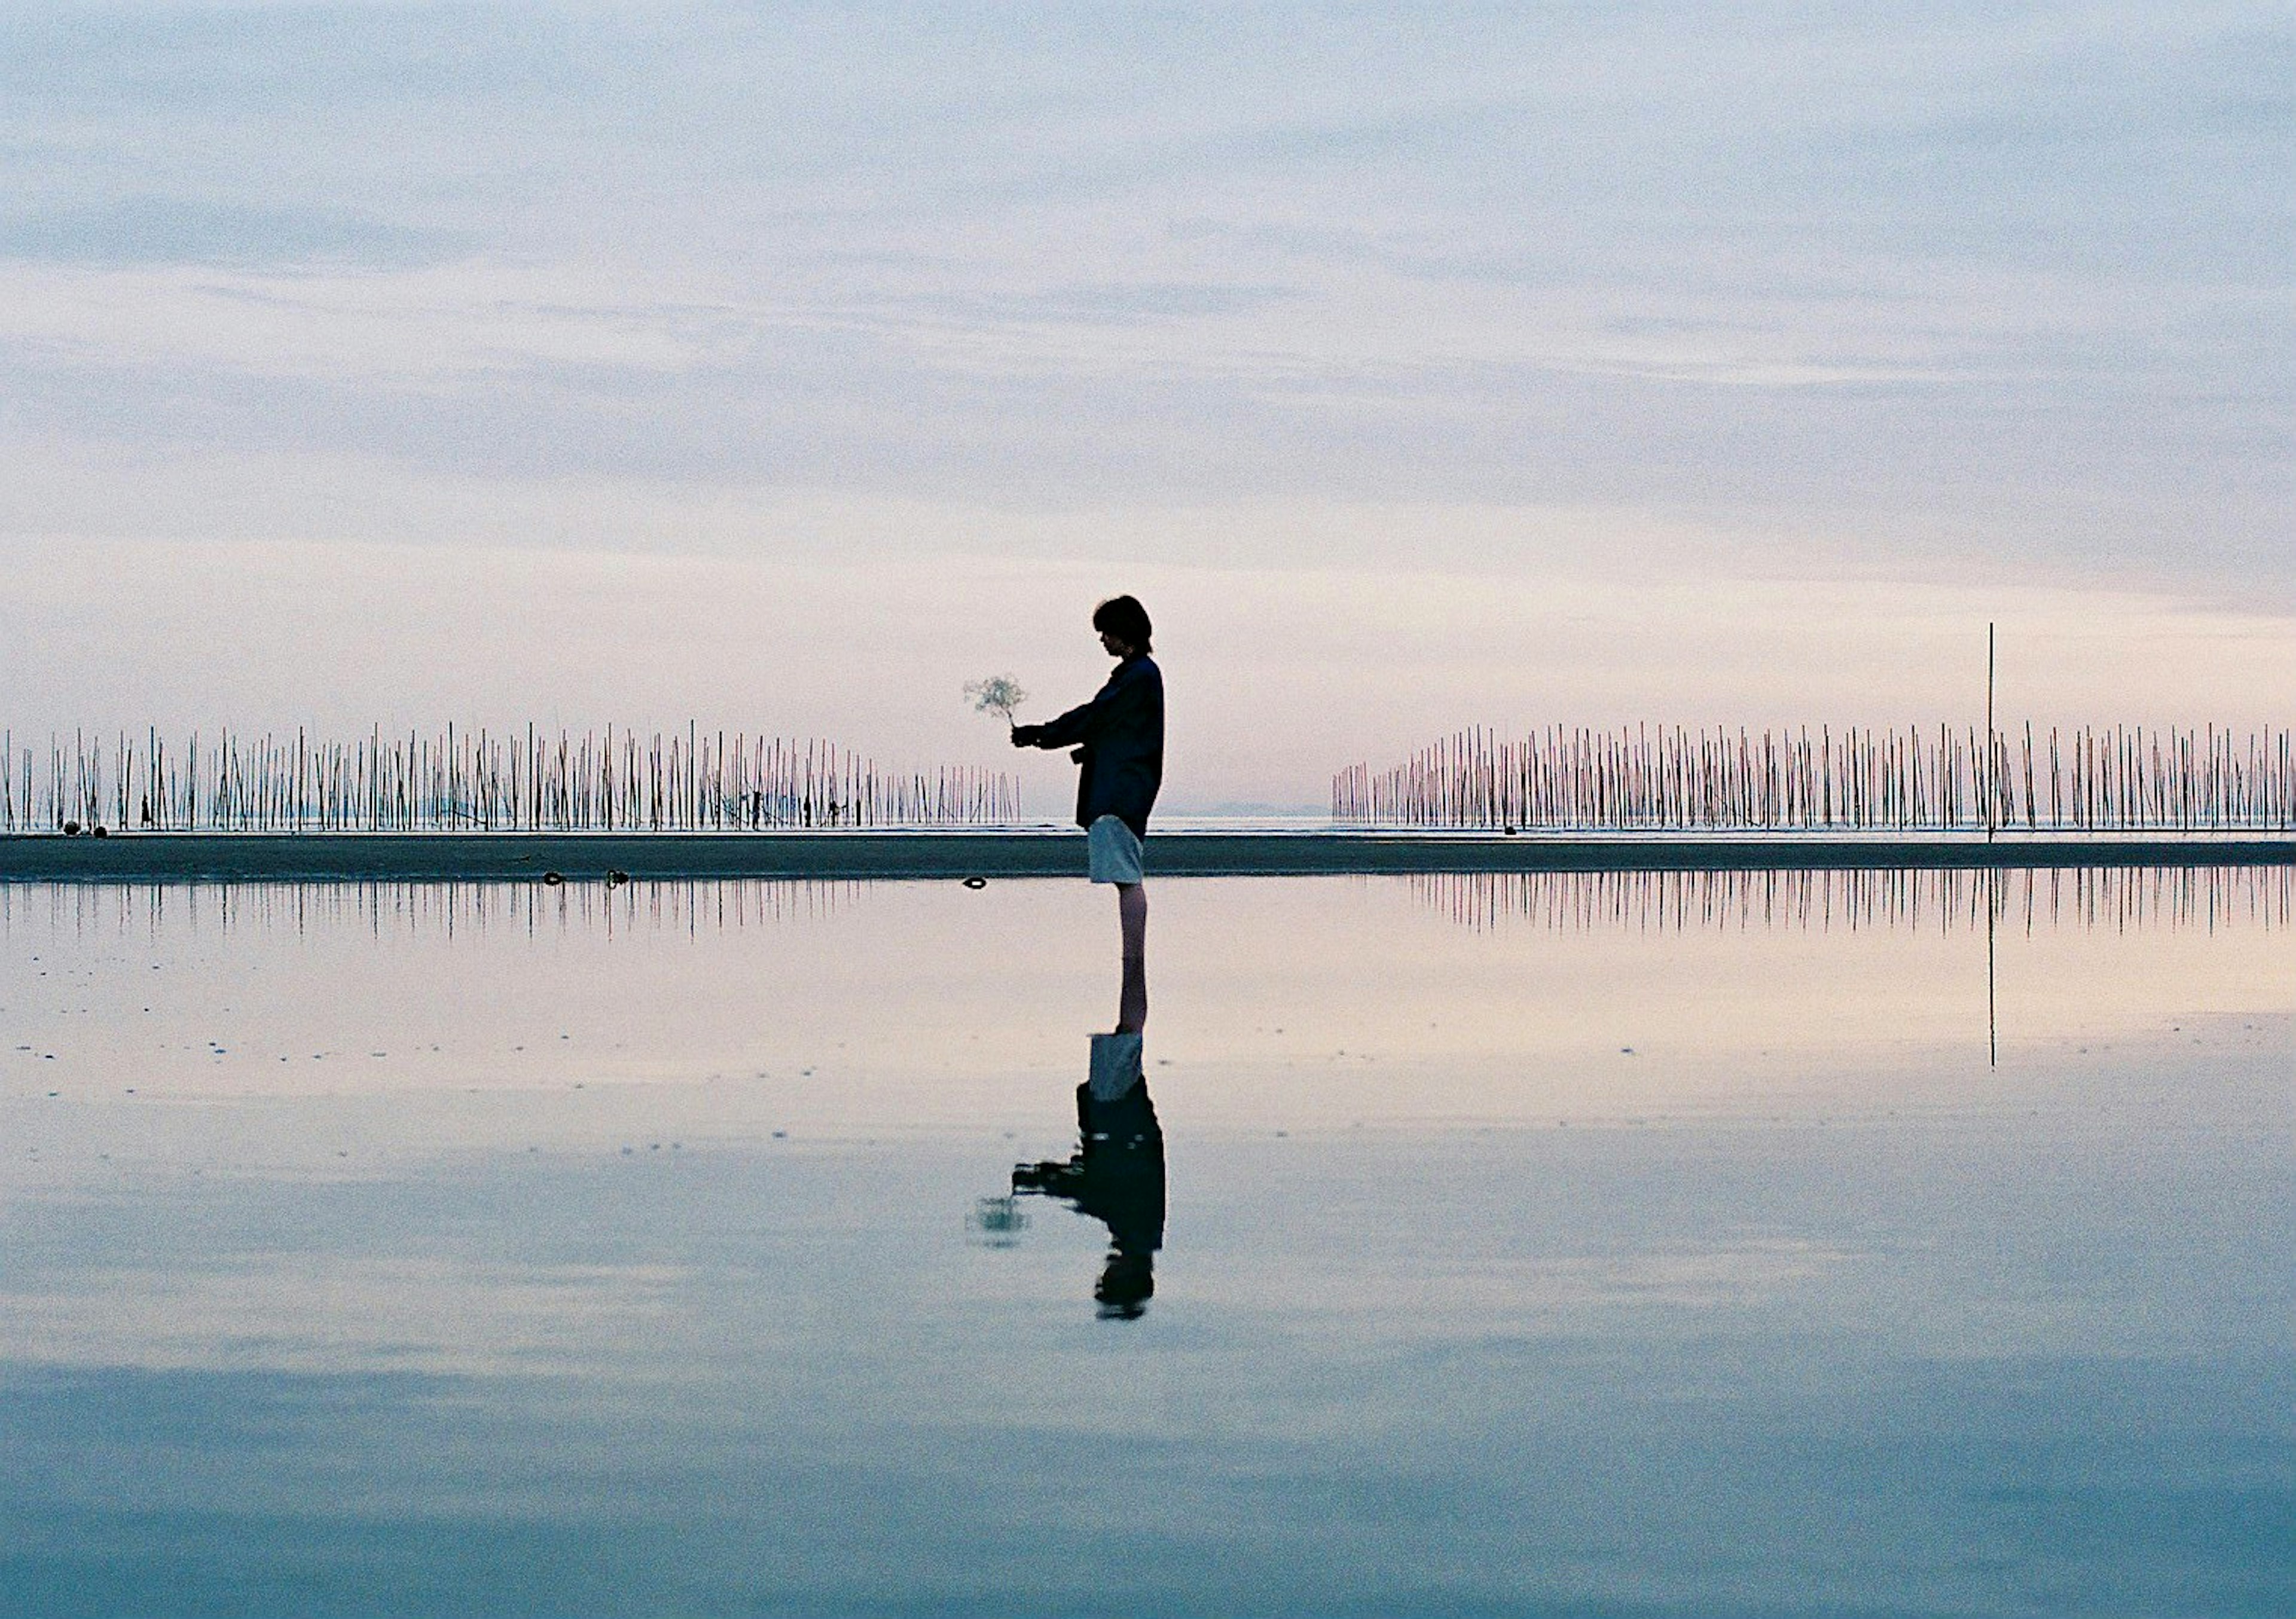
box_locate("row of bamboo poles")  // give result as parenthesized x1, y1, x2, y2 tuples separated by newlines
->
(1413, 863, 2296, 936)
(0, 727, 1020, 833)
(1336, 723, 2296, 832)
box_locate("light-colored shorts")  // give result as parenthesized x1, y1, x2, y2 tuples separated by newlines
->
(1088, 1030, 1144, 1100)
(1086, 814, 1144, 884)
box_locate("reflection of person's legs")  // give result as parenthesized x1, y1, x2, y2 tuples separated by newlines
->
(1116, 882, 1147, 1032)
(1088, 814, 1150, 1034)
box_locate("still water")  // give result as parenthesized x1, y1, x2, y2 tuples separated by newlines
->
(2, 872, 2289, 1617)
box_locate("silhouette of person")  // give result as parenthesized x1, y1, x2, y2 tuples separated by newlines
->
(1012, 1031, 1166, 1319)
(1010, 595, 1161, 1031)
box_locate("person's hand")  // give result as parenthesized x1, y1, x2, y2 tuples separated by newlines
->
(1009, 724, 1037, 748)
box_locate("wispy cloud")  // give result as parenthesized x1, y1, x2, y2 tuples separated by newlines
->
(0, 197, 469, 271)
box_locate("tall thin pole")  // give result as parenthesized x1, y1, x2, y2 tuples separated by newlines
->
(1984, 621, 1996, 843)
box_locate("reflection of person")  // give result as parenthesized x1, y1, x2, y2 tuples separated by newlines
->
(1012, 1033, 1166, 1319)
(1010, 596, 1161, 1032)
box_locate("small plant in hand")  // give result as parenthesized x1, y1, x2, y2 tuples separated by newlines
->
(964, 675, 1027, 726)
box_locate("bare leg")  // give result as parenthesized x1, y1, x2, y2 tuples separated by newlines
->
(1115, 881, 1147, 1033)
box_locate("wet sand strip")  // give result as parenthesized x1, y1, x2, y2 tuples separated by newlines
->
(7, 830, 2296, 881)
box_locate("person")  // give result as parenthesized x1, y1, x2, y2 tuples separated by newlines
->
(1011, 596, 1162, 1031)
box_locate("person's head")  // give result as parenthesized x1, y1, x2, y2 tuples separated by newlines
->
(1095, 1248, 1155, 1319)
(1092, 595, 1153, 658)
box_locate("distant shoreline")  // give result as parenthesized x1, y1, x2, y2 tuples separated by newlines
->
(7, 828, 2296, 882)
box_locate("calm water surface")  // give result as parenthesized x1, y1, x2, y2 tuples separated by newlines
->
(1, 872, 2289, 1617)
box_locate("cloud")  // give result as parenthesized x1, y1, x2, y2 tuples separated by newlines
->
(0, 0, 2285, 703)
(0, 197, 470, 271)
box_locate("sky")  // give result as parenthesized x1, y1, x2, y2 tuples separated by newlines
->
(1, 1, 2289, 811)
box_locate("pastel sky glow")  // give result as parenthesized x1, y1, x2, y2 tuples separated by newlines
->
(2, 2, 2289, 808)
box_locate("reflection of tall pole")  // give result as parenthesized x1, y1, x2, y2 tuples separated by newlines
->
(1985, 622, 1997, 843)
(1986, 868, 1999, 1068)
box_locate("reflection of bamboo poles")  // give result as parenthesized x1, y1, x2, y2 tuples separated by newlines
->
(0, 875, 868, 939)
(0, 728, 1021, 832)
(1334, 722, 2296, 832)
(1409, 863, 2296, 936)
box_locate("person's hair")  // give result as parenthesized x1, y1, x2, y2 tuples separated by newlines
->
(1092, 595, 1153, 655)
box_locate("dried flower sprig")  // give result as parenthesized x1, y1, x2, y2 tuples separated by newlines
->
(964, 674, 1027, 724)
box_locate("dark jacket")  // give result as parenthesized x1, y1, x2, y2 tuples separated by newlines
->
(1016, 655, 1164, 837)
